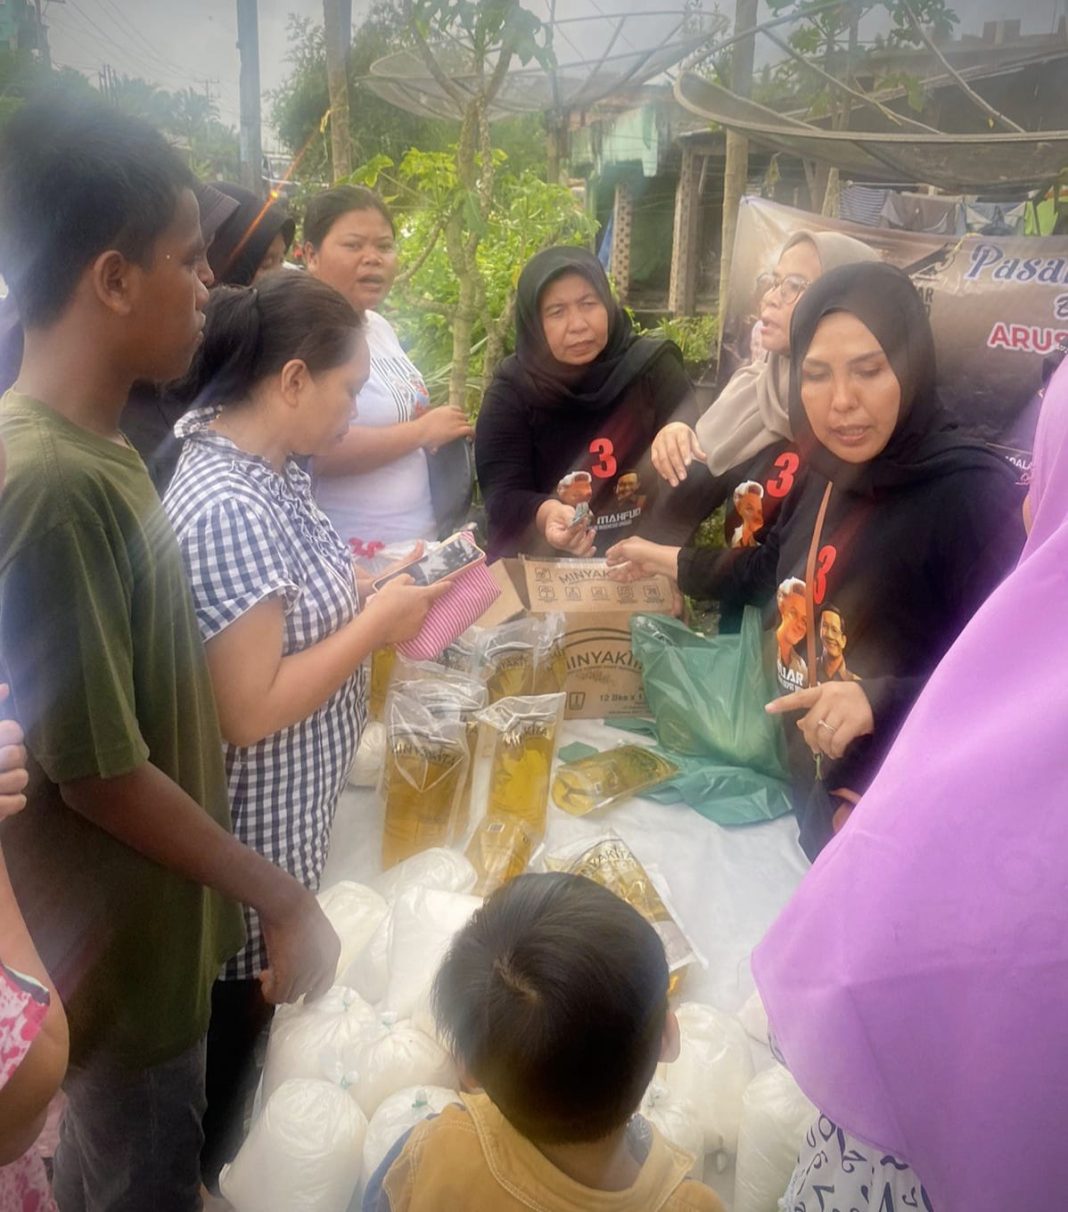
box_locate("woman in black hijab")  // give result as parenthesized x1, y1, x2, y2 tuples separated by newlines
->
(475, 246, 695, 558)
(207, 182, 296, 286)
(609, 263, 1025, 857)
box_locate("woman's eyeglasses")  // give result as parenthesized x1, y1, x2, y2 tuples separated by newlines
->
(756, 272, 810, 305)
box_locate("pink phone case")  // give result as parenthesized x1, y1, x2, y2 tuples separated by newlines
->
(394, 535, 500, 661)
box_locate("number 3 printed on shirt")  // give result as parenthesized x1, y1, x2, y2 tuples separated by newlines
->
(589, 437, 617, 479)
(765, 451, 800, 499)
(813, 545, 837, 605)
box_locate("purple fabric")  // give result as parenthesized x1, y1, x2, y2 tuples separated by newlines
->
(753, 354, 1068, 1212)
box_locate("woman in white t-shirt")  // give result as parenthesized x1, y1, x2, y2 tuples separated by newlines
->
(304, 186, 473, 564)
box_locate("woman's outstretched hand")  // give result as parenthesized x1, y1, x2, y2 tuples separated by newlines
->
(537, 499, 597, 556)
(651, 422, 707, 488)
(605, 537, 680, 582)
(766, 681, 874, 761)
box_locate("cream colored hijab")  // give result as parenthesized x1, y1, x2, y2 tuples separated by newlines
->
(696, 230, 879, 475)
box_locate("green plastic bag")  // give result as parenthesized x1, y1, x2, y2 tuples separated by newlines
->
(630, 607, 788, 782)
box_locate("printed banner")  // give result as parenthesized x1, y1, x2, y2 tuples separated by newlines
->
(722, 197, 1068, 480)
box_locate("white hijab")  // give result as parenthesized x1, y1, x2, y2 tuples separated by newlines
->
(696, 230, 879, 475)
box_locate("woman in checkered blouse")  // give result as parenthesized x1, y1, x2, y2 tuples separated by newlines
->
(164, 271, 447, 1190)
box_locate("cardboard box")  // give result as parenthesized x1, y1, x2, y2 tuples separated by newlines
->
(477, 558, 673, 719)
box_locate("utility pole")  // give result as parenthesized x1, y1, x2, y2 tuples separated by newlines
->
(718, 0, 758, 314)
(33, 0, 51, 70)
(236, 0, 263, 197)
(323, 0, 353, 181)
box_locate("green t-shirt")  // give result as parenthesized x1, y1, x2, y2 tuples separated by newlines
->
(0, 392, 244, 1069)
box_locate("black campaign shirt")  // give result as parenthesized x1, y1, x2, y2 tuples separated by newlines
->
(475, 355, 696, 559)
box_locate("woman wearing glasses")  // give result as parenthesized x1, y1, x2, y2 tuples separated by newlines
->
(638, 233, 878, 594)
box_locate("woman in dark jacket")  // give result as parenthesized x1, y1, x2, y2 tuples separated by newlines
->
(475, 246, 696, 559)
(608, 262, 1025, 858)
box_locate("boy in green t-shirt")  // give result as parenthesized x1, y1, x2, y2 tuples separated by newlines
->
(0, 97, 340, 1209)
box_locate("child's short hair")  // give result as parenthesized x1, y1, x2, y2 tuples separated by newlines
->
(0, 96, 193, 328)
(432, 872, 669, 1145)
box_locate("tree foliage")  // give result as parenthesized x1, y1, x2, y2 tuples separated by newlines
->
(352, 147, 597, 410)
(270, 8, 451, 188)
(762, 0, 960, 116)
(0, 47, 93, 126)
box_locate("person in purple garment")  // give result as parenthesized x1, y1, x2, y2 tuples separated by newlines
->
(753, 354, 1068, 1210)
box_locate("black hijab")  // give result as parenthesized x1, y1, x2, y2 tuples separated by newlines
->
(788, 261, 1009, 495)
(493, 246, 680, 410)
(207, 183, 296, 287)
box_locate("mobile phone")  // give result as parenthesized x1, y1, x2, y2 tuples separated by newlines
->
(371, 533, 486, 592)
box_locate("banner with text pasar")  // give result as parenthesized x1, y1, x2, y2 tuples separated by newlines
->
(722, 197, 1068, 481)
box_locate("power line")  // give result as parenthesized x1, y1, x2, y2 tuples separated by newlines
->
(88, 0, 194, 78)
(49, 5, 193, 87)
(58, 1, 195, 87)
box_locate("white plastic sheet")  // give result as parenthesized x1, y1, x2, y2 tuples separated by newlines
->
(734, 1065, 817, 1212)
(323, 721, 808, 1017)
(362, 1085, 463, 1186)
(220, 1078, 366, 1212)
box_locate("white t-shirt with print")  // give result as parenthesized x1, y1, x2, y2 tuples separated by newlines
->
(314, 309, 436, 549)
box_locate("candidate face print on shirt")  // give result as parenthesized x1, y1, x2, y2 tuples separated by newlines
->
(729, 479, 766, 548)
(774, 571, 863, 694)
(775, 577, 809, 691)
(818, 605, 859, 683)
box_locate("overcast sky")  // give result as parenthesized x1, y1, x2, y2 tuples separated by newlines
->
(43, 0, 1067, 149)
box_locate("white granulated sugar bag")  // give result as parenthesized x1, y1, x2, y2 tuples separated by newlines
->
(261, 986, 377, 1104)
(220, 1078, 366, 1212)
(640, 1080, 705, 1179)
(361, 1085, 462, 1186)
(341, 910, 392, 1006)
(657, 1002, 755, 1154)
(371, 848, 476, 902)
(317, 882, 389, 979)
(383, 887, 482, 1019)
(737, 988, 770, 1049)
(352, 1014, 456, 1118)
(348, 721, 386, 787)
(734, 1065, 818, 1212)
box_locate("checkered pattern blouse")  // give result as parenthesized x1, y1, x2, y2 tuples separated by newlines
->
(165, 408, 365, 980)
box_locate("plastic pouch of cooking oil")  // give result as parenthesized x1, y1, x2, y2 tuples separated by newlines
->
(381, 691, 469, 869)
(439, 628, 482, 676)
(532, 612, 568, 696)
(551, 745, 679, 817)
(478, 693, 565, 840)
(475, 618, 539, 703)
(545, 832, 701, 997)
(390, 659, 488, 845)
(464, 816, 537, 898)
(368, 645, 397, 722)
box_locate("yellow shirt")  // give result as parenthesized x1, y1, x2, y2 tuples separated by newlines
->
(379, 1092, 725, 1212)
